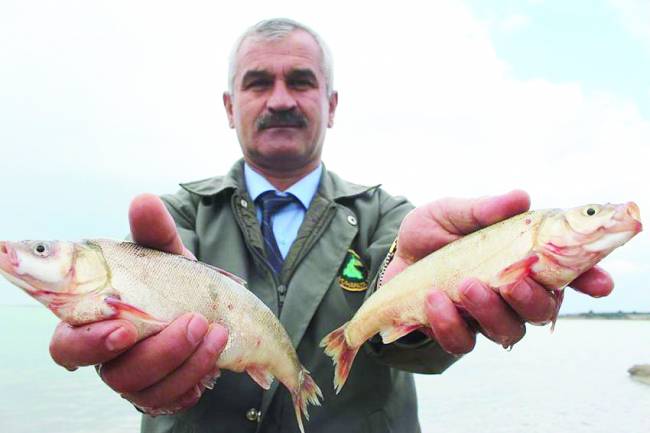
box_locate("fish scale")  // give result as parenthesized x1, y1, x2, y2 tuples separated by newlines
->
(0, 238, 322, 433)
(321, 202, 642, 394)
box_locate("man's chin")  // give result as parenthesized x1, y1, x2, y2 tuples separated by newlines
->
(248, 147, 316, 172)
(257, 150, 307, 166)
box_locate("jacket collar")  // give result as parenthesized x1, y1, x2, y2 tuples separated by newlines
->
(179, 158, 379, 201)
(179, 160, 244, 197)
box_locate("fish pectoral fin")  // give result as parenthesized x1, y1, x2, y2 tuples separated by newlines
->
(104, 296, 168, 333)
(494, 254, 539, 286)
(246, 365, 275, 390)
(378, 323, 422, 345)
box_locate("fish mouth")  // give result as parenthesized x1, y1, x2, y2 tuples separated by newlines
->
(0, 241, 19, 274)
(615, 202, 642, 233)
(0, 241, 47, 296)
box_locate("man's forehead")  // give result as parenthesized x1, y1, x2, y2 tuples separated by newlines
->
(235, 30, 323, 75)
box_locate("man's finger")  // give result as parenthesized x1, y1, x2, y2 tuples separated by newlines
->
(396, 190, 530, 264)
(100, 313, 209, 394)
(500, 278, 558, 325)
(133, 384, 205, 416)
(569, 266, 614, 298)
(124, 325, 227, 408)
(425, 290, 475, 355)
(458, 278, 526, 347)
(434, 189, 531, 235)
(129, 193, 195, 259)
(49, 320, 138, 369)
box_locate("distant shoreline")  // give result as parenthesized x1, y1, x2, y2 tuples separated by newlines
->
(559, 312, 650, 320)
(1, 304, 649, 320)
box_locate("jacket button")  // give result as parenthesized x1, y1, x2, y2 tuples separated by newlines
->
(245, 408, 261, 422)
(240, 199, 249, 208)
(347, 215, 357, 226)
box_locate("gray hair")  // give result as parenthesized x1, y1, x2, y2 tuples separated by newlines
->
(227, 18, 334, 96)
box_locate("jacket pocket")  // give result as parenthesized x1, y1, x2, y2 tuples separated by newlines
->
(364, 410, 393, 433)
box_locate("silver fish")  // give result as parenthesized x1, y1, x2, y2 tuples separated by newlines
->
(321, 202, 642, 393)
(0, 239, 321, 432)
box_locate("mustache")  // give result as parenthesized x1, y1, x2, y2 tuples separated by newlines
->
(256, 110, 308, 130)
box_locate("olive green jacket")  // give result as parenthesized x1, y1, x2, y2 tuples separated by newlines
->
(142, 160, 457, 433)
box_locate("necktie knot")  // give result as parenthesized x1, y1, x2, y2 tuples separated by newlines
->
(257, 191, 296, 218)
(256, 191, 297, 274)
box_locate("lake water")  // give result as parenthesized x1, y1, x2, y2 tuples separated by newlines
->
(1, 305, 648, 433)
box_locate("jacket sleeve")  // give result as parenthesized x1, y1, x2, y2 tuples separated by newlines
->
(361, 189, 460, 374)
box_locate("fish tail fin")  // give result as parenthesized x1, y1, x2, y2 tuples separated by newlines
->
(290, 367, 323, 433)
(319, 322, 360, 394)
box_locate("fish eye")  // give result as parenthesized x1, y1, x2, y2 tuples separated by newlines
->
(583, 206, 600, 217)
(33, 242, 49, 257)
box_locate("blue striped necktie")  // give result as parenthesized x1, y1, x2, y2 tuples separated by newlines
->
(257, 191, 296, 274)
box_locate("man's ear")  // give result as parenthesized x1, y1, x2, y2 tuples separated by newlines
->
(327, 91, 338, 128)
(223, 92, 235, 128)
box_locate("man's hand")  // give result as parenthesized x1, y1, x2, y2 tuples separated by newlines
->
(49, 194, 228, 414)
(382, 190, 614, 355)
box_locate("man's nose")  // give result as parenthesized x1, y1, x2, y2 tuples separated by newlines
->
(267, 82, 297, 112)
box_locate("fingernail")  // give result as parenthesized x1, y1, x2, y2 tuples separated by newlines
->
(461, 280, 489, 304)
(426, 291, 444, 310)
(505, 282, 531, 304)
(186, 315, 208, 346)
(204, 326, 227, 353)
(200, 368, 221, 390)
(201, 376, 218, 390)
(106, 327, 134, 352)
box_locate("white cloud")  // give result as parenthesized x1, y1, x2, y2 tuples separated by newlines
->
(0, 0, 648, 308)
(3, 0, 647, 219)
(609, 0, 650, 52)
(500, 14, 530, 33)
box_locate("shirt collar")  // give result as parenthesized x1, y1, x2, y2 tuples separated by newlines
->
(244, 162, 323, 209)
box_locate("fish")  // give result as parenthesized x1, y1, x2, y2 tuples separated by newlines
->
(0, 238, 321, 433)
(628, 364, 650, 385)
(321, 202, 642, 393)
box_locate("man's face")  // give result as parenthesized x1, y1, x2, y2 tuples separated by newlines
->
(224, 30, 338, 172)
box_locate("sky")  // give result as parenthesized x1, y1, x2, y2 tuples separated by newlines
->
(0, 0, 648, 313)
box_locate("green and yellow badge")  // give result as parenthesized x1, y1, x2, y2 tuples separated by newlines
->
(338, 249, 368, 292)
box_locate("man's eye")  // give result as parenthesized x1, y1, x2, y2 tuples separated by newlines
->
(246, 79, 271, 89)
(289, 79, 313, 89)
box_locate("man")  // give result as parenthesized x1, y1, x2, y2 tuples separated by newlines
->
(49, 18, 613, 433)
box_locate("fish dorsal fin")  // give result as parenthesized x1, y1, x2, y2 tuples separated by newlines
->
(198, 261, 248, 287)
(163, 248, 248, 288)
